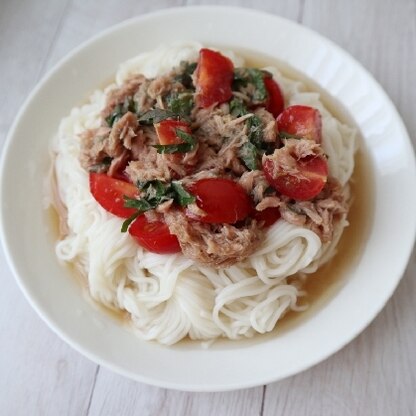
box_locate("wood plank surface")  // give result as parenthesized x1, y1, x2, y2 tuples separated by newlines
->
(0, 0, 415, 415)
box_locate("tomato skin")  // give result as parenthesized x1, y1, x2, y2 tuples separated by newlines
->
(277, 105, 322, 143)
(195, 48, 234, 108)
(128, 215, 181, 254)
(186, 178, 252, 224)
(264, 77, 284, 118)
(89, 173, 139, 218)
(155, 120, 192, 145)
(263, 155, 328, 201)
(253, 206, 281, 227)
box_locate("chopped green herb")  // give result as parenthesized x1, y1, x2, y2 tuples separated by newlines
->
(232, 68, 268, 104)
(247, 68, 267, 102)
(239, 142, 259, 170)
(138, 108, 179, 125)
(105, 98, 137, 127)
(166, 92, 194, 117)
(153, 128, 196, 154)
(120, 212, 139, 233)
(171, 182, 195, 206)
(174, 61, 197, 89)
(232, 68, 249, 90)
(229, 98, 248, 118)
(120, 180, 195, 232)
(247, 115, 263, 149)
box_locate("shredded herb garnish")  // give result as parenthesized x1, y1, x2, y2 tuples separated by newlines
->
(233, 68, 268, 103)
(105, 98, 137, 127)
(239, 142, 259, 170)
(166, 92, 194, 118)
(138, 108, 179, 125)
(121, 180, 195, 232)
(229, 97, 248, 118)
(153, 129, 196, 154)
(174, 61, 197, 89)
(230, 98, 272, 170)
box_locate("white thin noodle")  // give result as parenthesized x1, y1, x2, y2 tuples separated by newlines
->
(52, 42, 357, 345)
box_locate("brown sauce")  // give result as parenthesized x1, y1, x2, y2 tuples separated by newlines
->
(47, 47, 375, 343)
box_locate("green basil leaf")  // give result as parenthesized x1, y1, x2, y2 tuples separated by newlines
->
(247, 115, 263, 149)
(175, 61, 197, 89)
(233, 68, 249, 90)
(120, 180, 195, 233)
(166, 92, 194, 117)
(106, 98, 137, 127)
(123, 196, 154, 212)
(120, 212, 140, 233)
(232, 68, 268, 103)
(247, 68, 267, 102)
(138, 108, 178, 125)
(229, 98, 248, 118)
(171, 182, 195, 206)
(239, 141, 259, 171)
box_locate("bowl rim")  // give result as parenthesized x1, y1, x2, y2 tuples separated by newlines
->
(1, 5, 416, 392)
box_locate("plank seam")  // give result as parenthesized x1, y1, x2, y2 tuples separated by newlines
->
(259, 385, 267, 416)
(34, 0, 73, 82)
(297, 0, 306, 23)
(85, 365, 100, 416)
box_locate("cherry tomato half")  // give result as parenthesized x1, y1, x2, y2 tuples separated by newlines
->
(263, 155, 328, 201)
(264, 77, 284, 118)
(155, 120, 192, 145)
(195, 48, 234, 108)
(186, 178, 252, 224)
(253, 206, 281, 227)
(277, 105, 322, 143)
(128, 215, 181, 254)
(89, 173, 139, 218)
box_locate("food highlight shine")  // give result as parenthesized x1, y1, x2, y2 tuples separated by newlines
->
(50, 42, 357, 345)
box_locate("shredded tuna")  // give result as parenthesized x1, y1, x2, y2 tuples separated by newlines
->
(256, 196, 281, 211)
(108, 149, 130, 177)
(279, 178, 347, 242)
(164, 210, 262, 268)
(102, 75, 145, 119)
(262, 138, 325, 179)
(108, 112, 137, 154)
(78, 57, 350, 267)
(238, 170, 270, 203)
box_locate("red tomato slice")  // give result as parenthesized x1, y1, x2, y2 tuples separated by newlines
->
(155, 120, 192, 145)
(128, 215, 181, 254)
(277, 105, 322, 143)
(89, 173, 139, 218)
(263, 155, 328, 201)
(264, 77, 284, 118)
(195, 48, 234, 108)
(253, 206, 281, 227)
(186, 178, 252, 224)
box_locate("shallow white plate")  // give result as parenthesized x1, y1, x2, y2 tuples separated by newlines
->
(1, 6, 415, 392)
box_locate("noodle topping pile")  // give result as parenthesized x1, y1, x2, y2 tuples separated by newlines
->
(80, 48, 346, 268)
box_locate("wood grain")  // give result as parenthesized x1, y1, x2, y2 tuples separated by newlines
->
(0, 0, 415, 415)
(88, 369, 263, 416)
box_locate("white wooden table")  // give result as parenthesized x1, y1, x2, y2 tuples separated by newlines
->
(1, 1, 415, 415)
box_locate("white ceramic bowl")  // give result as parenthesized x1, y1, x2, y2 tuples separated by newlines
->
(1, 6, 415, 391)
